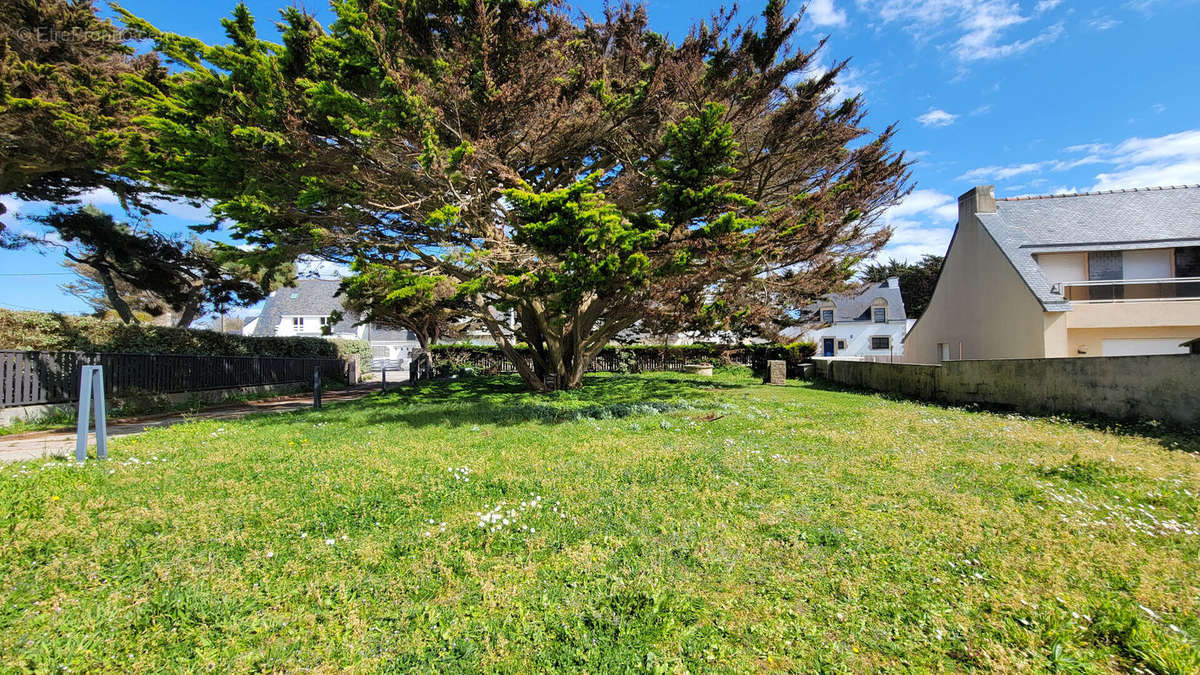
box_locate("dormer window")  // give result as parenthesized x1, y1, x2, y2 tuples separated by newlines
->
(871, 298, 888, 323)
(821, 308, 835, 324)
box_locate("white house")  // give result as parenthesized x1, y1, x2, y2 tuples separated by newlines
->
(243, 279, 422, 370)
(783, 277, 913, 359)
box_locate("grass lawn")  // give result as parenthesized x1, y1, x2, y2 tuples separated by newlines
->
(1, 370, 1197, 672)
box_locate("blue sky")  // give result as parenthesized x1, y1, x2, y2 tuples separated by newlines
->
(3, 0, 1198, 317)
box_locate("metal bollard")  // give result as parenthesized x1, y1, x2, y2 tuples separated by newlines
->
(75, 365, 108, 462)
(313, 367, 322, 410)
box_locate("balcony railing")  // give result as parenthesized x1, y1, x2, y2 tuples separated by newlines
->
(1060, 277, 1200, 302)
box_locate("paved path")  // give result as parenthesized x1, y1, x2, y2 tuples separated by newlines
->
(0, 384, 389, 463)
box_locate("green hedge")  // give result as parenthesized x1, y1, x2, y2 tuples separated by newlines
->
(0, 309, 366, 359)
(428, 342, 816, 375)
(330, 338, 373, 371)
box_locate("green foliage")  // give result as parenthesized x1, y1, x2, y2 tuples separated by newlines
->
(0, 309, 339, 358)
(117, 0, 912, 390)
(27, 206, 269, 327)
(328, 338, 372, 371)
(337, 260, 463, 348)
(428, 343, 817, 377)
(506, 174, 661, 308)
(862, 254, 944, 320)
(0, 0, 167, 241)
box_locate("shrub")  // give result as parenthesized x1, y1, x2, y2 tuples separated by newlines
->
(329, 338, 373, 372)
(0, 309, 343, 358)
(426, 342, 816, 375)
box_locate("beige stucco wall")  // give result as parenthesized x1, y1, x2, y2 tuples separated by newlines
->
(816, 354, 1200, 428)
(1043, 311, 1070, 357)
(1066, 300, 1200, 329)
(1067, 326, 1199, 356)
(903, 197, 1048, 363)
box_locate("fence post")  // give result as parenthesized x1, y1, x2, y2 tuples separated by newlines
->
(381, 368, 387, 393)
(313, 366, 322, 410)
(75, 365, 107, 462)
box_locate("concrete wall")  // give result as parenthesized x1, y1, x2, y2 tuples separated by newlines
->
(903, 187, 1049, 363)
(815, 354, 1200, 428)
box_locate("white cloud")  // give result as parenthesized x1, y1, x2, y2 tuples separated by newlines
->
(916, 108, 958, 127)
(1093, 161, 1200, 191)
(886, 189, 959, 222)
(874, 189, 959, 262)
(1035, 0, 1062, 12)
(76, 187, 122, 208)
(862, 0, 1063, 63)
(959, 161, 1052, 182)
(959, 129, 1200, 193)
(1106, 130, 1200, 165)
(806, 0, 848, 27)
(1088, 16, 1120, 30)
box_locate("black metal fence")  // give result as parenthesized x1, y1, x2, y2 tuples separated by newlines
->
(0, 350, 349, 408)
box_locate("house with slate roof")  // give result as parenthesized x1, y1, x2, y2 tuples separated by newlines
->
(903, 184, 1200, 363)
(243, 278, 422, 369)
(782, 277, 914, 358)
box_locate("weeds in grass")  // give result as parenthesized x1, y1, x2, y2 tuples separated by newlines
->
(0, 372, 1196, 671)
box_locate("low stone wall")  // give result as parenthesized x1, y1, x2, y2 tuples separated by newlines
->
(814, 354, 1200, 427)
(0, 382, 309, 427)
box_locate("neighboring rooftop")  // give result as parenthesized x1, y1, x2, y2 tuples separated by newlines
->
(250, 278, 357, 337)
(779, 278, 906, 340)
(973, 184, 1200, 311)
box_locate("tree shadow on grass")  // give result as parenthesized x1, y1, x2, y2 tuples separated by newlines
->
(804, 378, 1200, 453)
(254, 373, 752, 430)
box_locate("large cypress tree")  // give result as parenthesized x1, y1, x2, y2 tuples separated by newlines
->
(119, 0, 911, 390)
(0, 0, 166, 242)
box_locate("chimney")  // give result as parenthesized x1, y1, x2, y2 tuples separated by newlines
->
(958, 185, 996, 223)
(886, 275, 900, 288)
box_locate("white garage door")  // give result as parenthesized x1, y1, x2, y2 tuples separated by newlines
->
(1101, 338, 1188, 356)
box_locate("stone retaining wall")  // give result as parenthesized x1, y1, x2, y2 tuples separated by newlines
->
(814, 354, 1200, 427)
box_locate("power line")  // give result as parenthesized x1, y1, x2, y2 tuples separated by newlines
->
(0, 301, 52, 311)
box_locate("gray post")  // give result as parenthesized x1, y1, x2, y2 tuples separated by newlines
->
(381, 368, 387, 393)
(313, 367, 322, 410)
(75, 365, 107, 462)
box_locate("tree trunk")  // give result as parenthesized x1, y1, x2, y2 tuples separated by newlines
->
(94, 265, 136, 324)
(414, 332, 434, 376)
(476, 298, 548, 391)
(174, 297, 201, 328)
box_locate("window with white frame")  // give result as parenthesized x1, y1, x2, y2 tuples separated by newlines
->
(319, 316, 330, 326)
(872, 307, 886, 323)
(821, 307, 835, 323)
(870, 336, 890, 350)
(292, 317, 303, 329)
